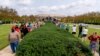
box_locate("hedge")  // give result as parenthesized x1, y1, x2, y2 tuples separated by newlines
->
(16, 22, 93, 56)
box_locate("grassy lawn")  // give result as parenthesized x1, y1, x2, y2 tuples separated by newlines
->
(0, 24, 12, 50)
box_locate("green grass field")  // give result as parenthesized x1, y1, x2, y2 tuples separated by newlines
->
(0, 24, 12, 50)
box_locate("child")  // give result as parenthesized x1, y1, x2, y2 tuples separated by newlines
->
(15, 25, 20, 33)
(72, 25, 76, 34)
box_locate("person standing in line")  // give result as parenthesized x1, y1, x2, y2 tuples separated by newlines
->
(32, 23, 36, 30)
(27, 23, 32, 32)
(20, 24, 24, 38)
(15, 25, 20, 33)
(34, 22, 37, 29)
(60, 23, 65, 29)
(72, 24, 77, 34)
(82, 27, 88, 42)
(78, 24, 83, 37)
(65, 24, 70, 32)
(88, 32, 99, 54)
(8, 29, 20, 53)
(21, 25, 28, 37)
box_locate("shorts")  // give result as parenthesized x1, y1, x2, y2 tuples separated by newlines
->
(72, 32, 76, 34)
(82, 34, 87, 37)
(90, 41, 97, 50)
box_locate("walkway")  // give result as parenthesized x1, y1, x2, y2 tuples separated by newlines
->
(94, 52, 99, 56)
(0, 45, 15, 56)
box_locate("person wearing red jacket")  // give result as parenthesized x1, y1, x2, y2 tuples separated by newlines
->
(15, 25, 20, 32)
(88, 32, 99, 54)
(12, 25, 20, 33)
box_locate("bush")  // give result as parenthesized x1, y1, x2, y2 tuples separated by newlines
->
(16, 22, 93, 56)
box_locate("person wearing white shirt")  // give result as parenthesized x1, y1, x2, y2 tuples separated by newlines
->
(82, 27, 88, 41)
(72, 25, 76, 34)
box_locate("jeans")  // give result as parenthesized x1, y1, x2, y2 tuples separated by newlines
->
(10, 41, 18, 53)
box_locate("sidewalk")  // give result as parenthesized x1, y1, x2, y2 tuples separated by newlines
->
(0, 45, 99, 56)
(0, 45, 15, 56)
(94, 52, 99, 56)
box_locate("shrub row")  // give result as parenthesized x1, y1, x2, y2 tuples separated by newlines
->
(16, 22, 93, 56)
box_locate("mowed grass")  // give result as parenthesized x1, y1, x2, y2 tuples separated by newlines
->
(0, 24, 12, 50)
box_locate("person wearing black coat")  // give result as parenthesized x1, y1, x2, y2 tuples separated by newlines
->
(21, 25, 28, 37)
(78, 24, 83, 37)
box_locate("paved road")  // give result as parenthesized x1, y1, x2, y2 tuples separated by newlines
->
(89, 25, 100, 29)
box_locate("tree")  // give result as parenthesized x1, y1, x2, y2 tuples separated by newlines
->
(61, 12, 100, 24)
(0, 6, 19, 23)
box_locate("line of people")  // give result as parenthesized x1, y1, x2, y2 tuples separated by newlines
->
(72, 24, 89, 41)
(72, 23, 100, 55)
(56, 22, 100, 55)
(8, 21, 45, 53)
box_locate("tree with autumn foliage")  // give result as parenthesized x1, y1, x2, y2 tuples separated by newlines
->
(61, 12, 100, 24)
(0, 6, 20, 23)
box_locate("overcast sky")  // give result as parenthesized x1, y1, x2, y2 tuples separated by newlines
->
(0, 0, 100, 16)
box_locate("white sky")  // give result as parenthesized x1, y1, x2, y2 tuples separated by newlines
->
(0, 0, 100, 16)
